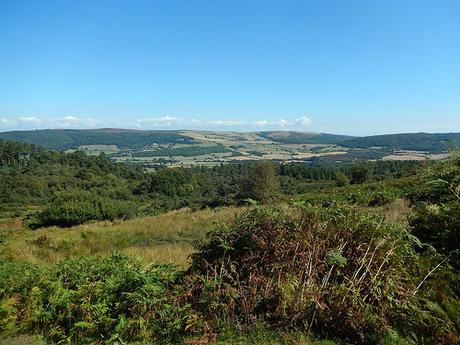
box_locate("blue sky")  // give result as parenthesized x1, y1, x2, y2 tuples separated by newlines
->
(0, 0, 459, 135)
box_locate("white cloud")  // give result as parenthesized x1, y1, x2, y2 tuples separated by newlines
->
(49, 116, 104, 128)
(207, 120, 244, 127)
(189, 118, 203, 126)
(136, 116, 180, 127)
(3, 114, 312, 131)
(295, 116, 311, 126)
(275, 118, 289, 127)
(252, 120, 269, 127)
(19, 116, 41, 124)
(57, 116, 80, 126)
(62, 115, 79, 122)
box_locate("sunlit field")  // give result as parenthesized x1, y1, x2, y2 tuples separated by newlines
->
(0, 207, 242, 269)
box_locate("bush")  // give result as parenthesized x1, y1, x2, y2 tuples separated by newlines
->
(409, 154, 460, 271)
(350, 161, 372, 184)
(410, 202, 460, 270)
(334, 171, 349, 187)
(27, 190, 137, 228)
(345, 190, 396, 207)
(187, 205, 458, 344)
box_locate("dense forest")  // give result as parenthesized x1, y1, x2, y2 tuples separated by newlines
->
(0, 138, 459, 344)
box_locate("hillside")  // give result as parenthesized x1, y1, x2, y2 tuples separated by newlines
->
(0, 128, 196, 150)
(341, 132, 460, 152)
(0, 129, 458, 166)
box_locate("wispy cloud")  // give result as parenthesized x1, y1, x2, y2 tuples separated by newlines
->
(19, 116, 41, 124)
(275, 119, 289, 127)
(49, 116, 105, 128)
(135, 116, 181, 127)
(252, 120, 269, 127)
(295, 116, 311, 126)
(1, 114, 313, 131)
(207, 120, 244, 127)
(134, 116, 312, 130)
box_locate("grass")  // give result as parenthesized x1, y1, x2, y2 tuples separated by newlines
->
(0, 332, 338, 345)
(0, 207, 242, 269)
(0, 199, 411, 270)
(213, 328, 339, 345)
(367, 198, 412, 225)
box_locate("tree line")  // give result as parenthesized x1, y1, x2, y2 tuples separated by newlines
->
(0, 139, 423, 227)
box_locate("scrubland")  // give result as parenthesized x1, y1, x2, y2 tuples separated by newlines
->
(0, 139, 458, 344)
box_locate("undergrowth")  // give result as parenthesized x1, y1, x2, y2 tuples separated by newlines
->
(1, 204, 458, 344)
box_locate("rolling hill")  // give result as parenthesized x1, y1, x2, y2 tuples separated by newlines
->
(0, 129, 458, 165)
(341, 132, 460, 152)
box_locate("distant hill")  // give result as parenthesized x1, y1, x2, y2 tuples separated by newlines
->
(0, 128, 196, 150)
(0, 129, 458, 165)
(257, 131, 353, 144)
(341, 132, 460, 152)
(0, 129, 354, 150)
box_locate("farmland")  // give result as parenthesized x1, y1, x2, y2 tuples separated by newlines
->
(1, 129, 458, 167)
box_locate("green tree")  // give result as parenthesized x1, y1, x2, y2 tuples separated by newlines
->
(350, 161, 372, 184)
(242, 161, 279, 202)
(334, 171, 349, 187)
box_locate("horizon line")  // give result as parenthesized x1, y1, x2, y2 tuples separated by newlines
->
(1, 127, 460, 137)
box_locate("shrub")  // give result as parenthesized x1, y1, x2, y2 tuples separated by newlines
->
(350, 161, 372, 184)
(187, 205, 458, 344)
(334, 171, 349, 187)
(410, 202, 460, 270)
(241, 161, 279, 202)
(409, 154, 460, 270)
(27, 190, 137, 228)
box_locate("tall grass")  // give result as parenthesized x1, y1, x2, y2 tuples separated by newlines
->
(0, 207, 242, 269)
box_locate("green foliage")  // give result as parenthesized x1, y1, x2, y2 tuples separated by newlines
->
(27, 190, 136, 228)
(0, 129, 196, 150)
(0, 254, 199, 344)
(189, 205, 458, 344)
(409, 155, 460, 270)
(0, 138, 425, 223)
(334, 171, 349, 187)
(2, 138, 459, 344)
(350, 161, 372, 184)
(325, 250, 347, 268)
(241, 161, 279, 202)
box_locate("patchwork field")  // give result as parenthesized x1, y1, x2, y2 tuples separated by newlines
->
(2, 129, 457, 167)
(84, 131, 450, 166)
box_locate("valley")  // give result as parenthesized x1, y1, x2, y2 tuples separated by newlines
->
(1, 129, 458, 167)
